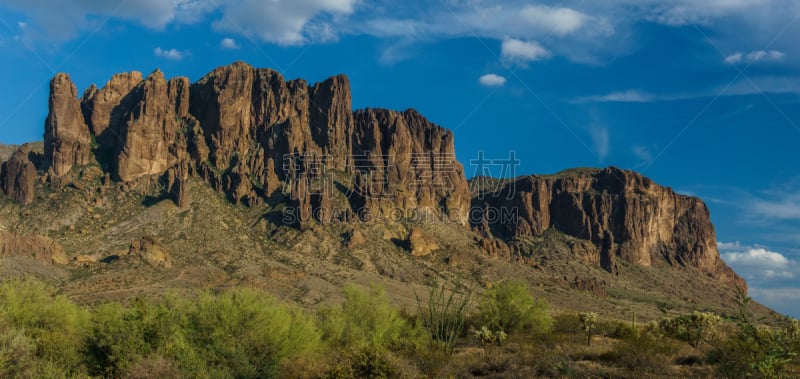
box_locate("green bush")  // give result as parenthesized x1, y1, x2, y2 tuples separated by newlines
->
(0, 279, 88, 373)
(319, 285, 421, 351)
(707, 292, 799, 378)
(188, 288, 321, 378)
(476, 281, 553, 335)
(710, 321, 799, 378)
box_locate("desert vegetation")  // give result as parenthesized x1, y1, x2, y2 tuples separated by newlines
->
(0, 278, 798, 378)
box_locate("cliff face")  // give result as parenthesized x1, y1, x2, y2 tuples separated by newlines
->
(34, 62, 744, 291)
(44, 73, 92, 185)
(43, 62, 470, 227)
(471, 167, 746, 290)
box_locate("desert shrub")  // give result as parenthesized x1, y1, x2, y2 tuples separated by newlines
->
(653, 311, 721, 348)
(319, 285, 421, 352)
(710, 321, 799, 378)
(322, 348, 396, 379)
(0, 279, 88, 373)
(708, 292, 799, 378)
(602, 331, 677, 373)
(0, 329, 37, 378)
(476, 281, 553, 336)
(553, 313, 582, 334)
(188, 288, 321, 378)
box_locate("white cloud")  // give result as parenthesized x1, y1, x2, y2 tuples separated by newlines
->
(723, 248, 790, 268)
(501, 38, 551, 66)
(725, 50, 785, 64)
(220, 37, 240, 49)
(517, 5, 590, 36)
(479, 74, 507, 87)
(719, 241, 796, 280)
(154, 47, 186, 60)
(747, 50, 785, 62)
(724, 52, 743, 64)
(212, 0, 357, 46)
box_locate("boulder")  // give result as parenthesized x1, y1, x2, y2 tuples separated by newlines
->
(408, 228, 439, 257)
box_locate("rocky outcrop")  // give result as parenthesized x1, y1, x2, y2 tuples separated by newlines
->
(471, 167, 746, 290)
(408, 228, 439, 256)
(129, 236, 171, 269)
(44, 73, 92, 183)
(0, 231, 69, 264)
(81, 71, 143, 145)
(114, 70, 189, 182)
(188, 62, 469, 224)
(0, 145, 37, 205)
(352, 108, 470, 222)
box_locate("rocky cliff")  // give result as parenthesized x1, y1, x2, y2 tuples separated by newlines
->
(18, 62, 744, 292)
(42, 62, 470, 227)
(44, 73, 92, 187)
(471, 167, 746, 290)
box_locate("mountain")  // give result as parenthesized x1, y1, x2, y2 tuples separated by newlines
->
(0, 62, 773, 322)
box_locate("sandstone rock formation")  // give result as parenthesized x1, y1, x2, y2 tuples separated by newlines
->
(0, 145, 37, 205)
(0, 231, 69, 264)
(44, 73, 92, 184)
(471, 167, 746, 290)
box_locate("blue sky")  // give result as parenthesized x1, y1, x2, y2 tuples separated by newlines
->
(0, 0, 799, 317)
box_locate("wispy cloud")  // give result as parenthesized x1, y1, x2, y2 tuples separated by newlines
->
(576, 75, 800, 104)
(748, 191, 800, 220)
(479, 74, 507, 87)
(154, 47, 186, 60)
(632, 145, 655, 168)
(589, 124, 610, 161)
(725, 50, 785, 64)
(576, 90, 656, 103)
